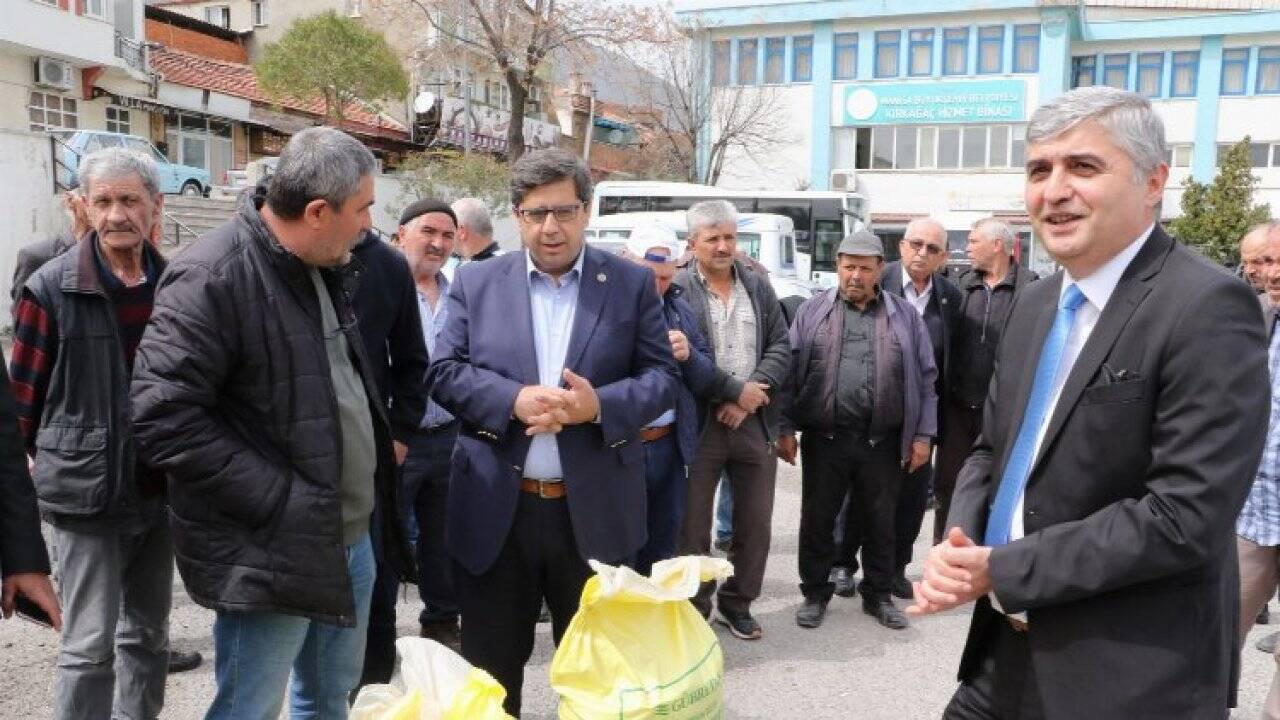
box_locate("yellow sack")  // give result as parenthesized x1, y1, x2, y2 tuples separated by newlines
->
(350, 637, 512, 720)
(550, 556, 734, 720)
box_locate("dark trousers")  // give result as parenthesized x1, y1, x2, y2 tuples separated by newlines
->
(632, 432, 686, 576)
(935, 401, 983, 543)
(406, 423, 460, 626)
(943, 621, 1045, 720)
(800, 430, 902, 601)
(678, 419, 777, 616)
(456, 492, 594, 718)
(362, 506, 401, 687)
(894, 461, 932, 572)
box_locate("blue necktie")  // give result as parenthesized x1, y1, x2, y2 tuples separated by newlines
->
(984, 284, 1087, 547)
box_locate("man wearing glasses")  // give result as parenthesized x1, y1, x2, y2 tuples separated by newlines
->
(427, 147, 675, 717)
(833, 218, 962, 601)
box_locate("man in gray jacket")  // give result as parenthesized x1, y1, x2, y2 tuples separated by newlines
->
(674, 199, 790, 641)
(779, 231, 938, 630)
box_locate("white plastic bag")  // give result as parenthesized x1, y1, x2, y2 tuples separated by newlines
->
(350, 637, 512, 720)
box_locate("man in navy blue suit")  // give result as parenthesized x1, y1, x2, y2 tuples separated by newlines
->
(427, 148, 676, 716)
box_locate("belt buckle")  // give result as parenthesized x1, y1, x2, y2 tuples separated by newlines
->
(537, 480, 554, 499)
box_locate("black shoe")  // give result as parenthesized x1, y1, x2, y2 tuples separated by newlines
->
(796, 598, 828, 629)
(891, 574, 914, 601)
(832, 567, 857, 598)
(863, 598, 909, 630)
(1260, 607, 1272, 625)
(168, 649, 202, 674)
(716, 608, 762, 640)
(713, 535, 732, 553)
(420, 619, 462, 652)
(1258, 630, 1280, 654)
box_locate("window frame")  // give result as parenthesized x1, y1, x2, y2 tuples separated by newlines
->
(735, 38, 759, 86)
(1071, 55, 1097, 88)
(907, 28, 934, 77)
(875, 30, 901, 79)
(792, 35, 814, 83)
(27, 91, 78, 133)
(1012, 24, 1040, 73)
(105, 106, 131, 135)
(1221, 48, 1249, 96)
(1136, 52, 1164, 98)
(763, 36, 786, 84)
(1102, 53, 1130, 90)
(204, 4, 231, 28)
(1258, 46, 1280, 94)
(833, 32, 858, 81)
(252, 0, 269, 27)
(1170, 51, 1198, 98)
(977, 25, 1004, 75)
(711, 40, 731, 87)
(942, 27, 968, 76)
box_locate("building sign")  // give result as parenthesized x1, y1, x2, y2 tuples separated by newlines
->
(834, 80, 1026, 126)
(437, 97, 559, 152)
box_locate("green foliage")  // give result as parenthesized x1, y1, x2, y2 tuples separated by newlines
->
(387, 150, 511, 222)
(254, 11, 408, 123)
(1169, 137, 1271, 265)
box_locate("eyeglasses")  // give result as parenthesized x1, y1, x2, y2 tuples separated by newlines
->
(906, 239, 945, 256)
(515, 203, 583, 225)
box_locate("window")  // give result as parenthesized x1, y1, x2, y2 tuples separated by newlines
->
(1222, 48, 1249, 95)
(1259, 47, 1280, 94)
(977, 26, 1004, 74)
(1011, 124, 1026, 167)
(1013, 24, 1039, 73)
(736, 38, 758, 85)
(989, 125, 1010, 166)
(943, 28, 968, 75)
(85, 0, 107, 19)
(28, 91, 77, 132)
(962, 125, 986, 168)
(918, 127, 937, 168)
(106, 106, 130, 134)
(1165, 143, 1193, 167)
(872, 127, 893, 168)
(1136, 52, 1163, 97)
(1103, 53, 1130, 89)
(204, 5, 231, 28)
(1072, 56, 1096, 88)
(895, 126, 917, 169)
(846, 124, 1026, 170)
(712, 40, 730, 86)
(834, 32, 858, 80)
(764, 37, 785, 84)
(908, 29, 933, 76)
(937, 127, 960, 168)
(252, 0, 268, 26)
(346, 0, 362, 17)
(792, 35, 813, 82)
(1171, 51, 1198, 97)
(1217, 142, 1271, 167)
(875, 30, 900, 78)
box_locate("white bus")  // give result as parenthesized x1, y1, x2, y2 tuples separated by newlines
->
(590, 181, 868, 286)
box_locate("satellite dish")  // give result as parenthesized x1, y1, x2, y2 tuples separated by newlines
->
(414, 91, 437, 114)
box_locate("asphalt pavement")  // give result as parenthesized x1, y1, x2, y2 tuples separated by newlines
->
(1, 459, 1276, 718)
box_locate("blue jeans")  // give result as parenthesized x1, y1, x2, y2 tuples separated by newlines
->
(714, 473, 733, 541)
(633, 433, 686, 575)
(206, 532, 375, 720)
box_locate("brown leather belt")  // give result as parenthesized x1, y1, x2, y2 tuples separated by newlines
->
(1006, 615, 1028, 632)
(640, 425, 673, 443)
(521, 478, 566, 499)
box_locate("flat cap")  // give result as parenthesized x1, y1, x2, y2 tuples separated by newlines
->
(399, 198, 457, 228)
(837, 230, 884, 258)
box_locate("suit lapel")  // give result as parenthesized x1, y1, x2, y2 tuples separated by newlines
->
(563, 247, 607, 374)
(1029, 229, 1171, 477)
(504, 253, 541, 386)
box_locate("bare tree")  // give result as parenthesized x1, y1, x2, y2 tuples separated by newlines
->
(372, 0, 657, 162)
(626, 20, 791, 186)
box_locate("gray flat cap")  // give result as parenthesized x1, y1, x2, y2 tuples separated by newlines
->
(837, 230, 884, 258)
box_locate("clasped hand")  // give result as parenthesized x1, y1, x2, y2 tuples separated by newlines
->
(907, 527, 994, 617)
(513, 369, 600, 436)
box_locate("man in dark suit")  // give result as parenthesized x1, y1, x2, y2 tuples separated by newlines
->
(911, 86, 1270, 719)
(427, 148, 675, 716)
(833, 217, 961, 599)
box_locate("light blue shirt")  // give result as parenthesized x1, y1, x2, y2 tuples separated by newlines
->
(418, 272, 454, 429)
(522, 249, 586, 480)
(1238, 315, 1280, 546)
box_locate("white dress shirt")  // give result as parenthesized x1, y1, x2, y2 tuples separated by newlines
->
(901, 264, 933, 317)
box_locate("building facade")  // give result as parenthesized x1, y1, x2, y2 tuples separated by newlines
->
(676, 0, 1280, 273)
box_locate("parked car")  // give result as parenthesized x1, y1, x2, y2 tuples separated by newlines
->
(53, 130, 211, 196)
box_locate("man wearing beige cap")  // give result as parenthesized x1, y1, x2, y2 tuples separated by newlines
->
(624, 224, 717, 573)
(780, 230, 938, 630)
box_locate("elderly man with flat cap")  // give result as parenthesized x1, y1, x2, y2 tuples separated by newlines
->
(623, 224, 717, 574)
(779, 230, 938, 630)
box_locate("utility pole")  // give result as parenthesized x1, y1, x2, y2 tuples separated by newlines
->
(582, 88, 597, 163)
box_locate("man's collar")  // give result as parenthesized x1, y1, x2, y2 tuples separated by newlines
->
(1063, 223, 1154, 312)
(901, 264, 932, 296)
(695, 260, 737, 287)
(525, 245, 586, 285)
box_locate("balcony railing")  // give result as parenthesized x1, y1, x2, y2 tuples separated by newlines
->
(114, 32, 148, 74)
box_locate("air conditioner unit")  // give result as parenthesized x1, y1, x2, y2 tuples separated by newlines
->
(35, 57, 73, 91)
(830, 168, 857, 192)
